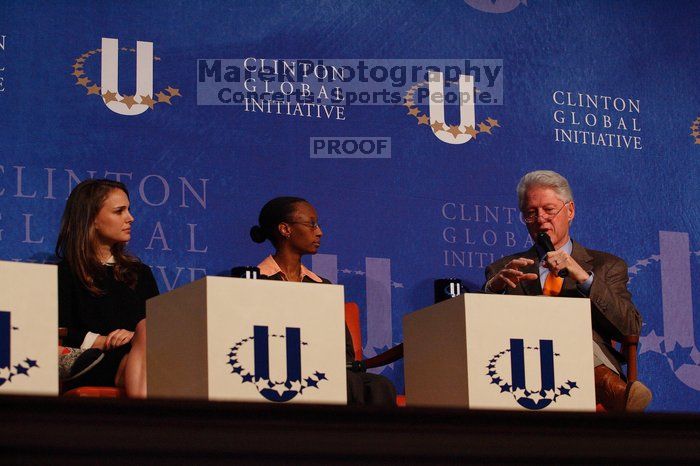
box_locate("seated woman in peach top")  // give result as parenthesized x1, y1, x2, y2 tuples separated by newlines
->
(251, 196, 396, 406)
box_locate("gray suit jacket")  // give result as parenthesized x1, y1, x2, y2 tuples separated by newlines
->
(484, 241, 642, 374)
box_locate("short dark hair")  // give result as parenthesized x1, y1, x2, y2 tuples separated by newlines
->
(250, 196, 308, 246)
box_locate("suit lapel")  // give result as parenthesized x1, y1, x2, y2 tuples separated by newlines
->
(519, 247, 542, 296)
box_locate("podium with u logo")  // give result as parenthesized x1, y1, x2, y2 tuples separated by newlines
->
(403, 293, 596, 411)
(0, 261, 58, 396)
(147, 277, 347, 404)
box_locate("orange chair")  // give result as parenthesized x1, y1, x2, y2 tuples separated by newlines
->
(595, 335, 639, 412)
(63, 386, 124, 398)
(619, 335, 639, 383)
(344, 302, 405, 406)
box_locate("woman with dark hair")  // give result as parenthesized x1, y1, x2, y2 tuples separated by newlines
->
(57, 179, 158, 398)
(252, 197, 396, 406)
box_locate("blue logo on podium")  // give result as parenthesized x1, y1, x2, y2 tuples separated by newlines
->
(487, 338, 579, 410)
(226, 326, 327, 402)
(0, 311, 39, 387)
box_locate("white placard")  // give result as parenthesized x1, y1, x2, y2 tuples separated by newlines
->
(148, 277, 347, 404)
(0, 261, 58, 396)
(404, 293, 595, 411)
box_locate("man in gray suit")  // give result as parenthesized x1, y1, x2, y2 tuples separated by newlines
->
(484, 170, 652, 412)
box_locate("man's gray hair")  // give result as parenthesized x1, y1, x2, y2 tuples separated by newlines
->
(517, 170, 574, 211)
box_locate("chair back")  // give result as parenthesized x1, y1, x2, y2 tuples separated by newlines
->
(344, 302, 363, 361)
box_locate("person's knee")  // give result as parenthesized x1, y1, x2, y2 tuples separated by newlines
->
(133, 319, 147, 343)
(136, 318, 147, 332)
(114, 353, 129, 386)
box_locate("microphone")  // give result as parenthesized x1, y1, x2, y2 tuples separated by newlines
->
(433, 278, 467, 303)
(231, 266, 261, 279)
(536, 232, 568, 278)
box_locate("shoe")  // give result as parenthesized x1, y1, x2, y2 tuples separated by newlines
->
(625, 381, 653, 412)
(594, 365, 652, 412)
(59, 347, 104, 382)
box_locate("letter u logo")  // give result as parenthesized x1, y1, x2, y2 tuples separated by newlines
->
(101, 37, 153, 116)
(658, 231, 700, 390)
(253, 326, 302, 402)
(427, 71, 476, 145)
(0, 311, 10, 369)
(510, 338, 555, 410)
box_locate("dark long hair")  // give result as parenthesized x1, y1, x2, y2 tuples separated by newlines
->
(250, 197, 308, 247)
(55, 179, 140, 295)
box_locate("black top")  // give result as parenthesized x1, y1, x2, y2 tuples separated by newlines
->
(58, 260, 160, 348)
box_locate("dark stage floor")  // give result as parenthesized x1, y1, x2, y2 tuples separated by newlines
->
(2, 395, 698, 464)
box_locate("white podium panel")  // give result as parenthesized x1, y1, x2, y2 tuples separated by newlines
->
(0, 261, 58, 396)
(147, 277, 347, 404)
(404, 293, 595, 411)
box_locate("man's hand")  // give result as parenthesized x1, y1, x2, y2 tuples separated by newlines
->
(542, 250, 590, 284)
(486, 258, 539, 292)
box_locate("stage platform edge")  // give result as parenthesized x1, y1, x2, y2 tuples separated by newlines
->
(2, 395, 698, 464)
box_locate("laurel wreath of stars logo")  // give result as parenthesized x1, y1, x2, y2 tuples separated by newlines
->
(487, 346, 578, 409)
(226, 333, 327, 401)
(0, 358, 39, 387)
(627, 248, 700, 285)
(628, 247, 700, 372)
(402, 81, 500, 140)
(0, 328, 39, 387)
(691, 117, 700, 145)
(71, 47, 181, 109)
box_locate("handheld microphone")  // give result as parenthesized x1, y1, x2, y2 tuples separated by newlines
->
(536, 232, 568, 278)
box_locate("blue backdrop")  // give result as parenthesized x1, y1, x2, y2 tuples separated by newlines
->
(1, 0, 698, 411)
